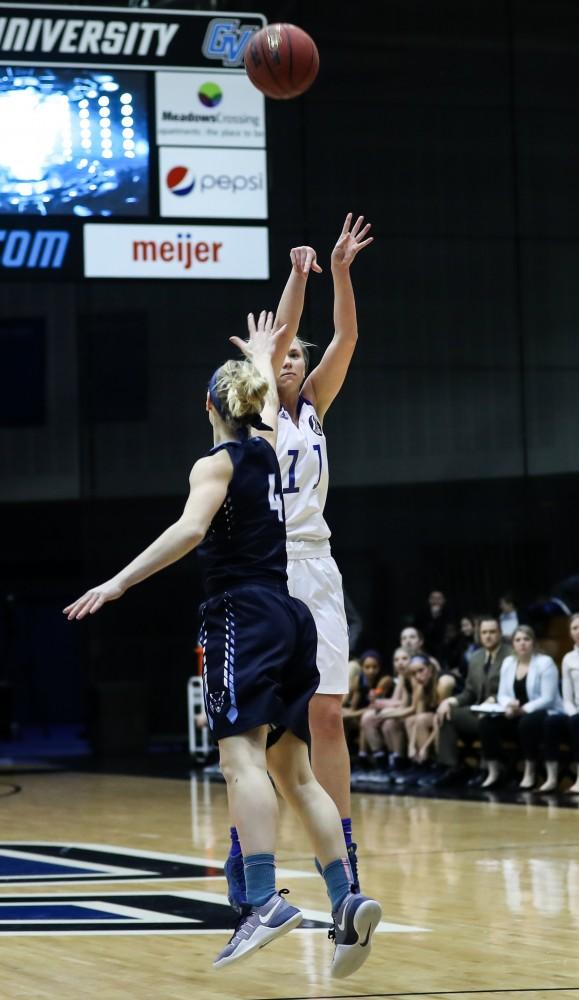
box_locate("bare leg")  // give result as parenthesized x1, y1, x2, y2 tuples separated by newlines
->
(404, 717, 417, 758)
(360, 709, 385, 754)
(309, 693, 351, 817)
(268, 732, 382, 980)
(411, 712, 435, 760)
(382, 717, 406, 756)
(219, 726, 279, 856)
(267, 731, 349, 867)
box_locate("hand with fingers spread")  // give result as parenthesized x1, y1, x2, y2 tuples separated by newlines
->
(331, 212, 373, 271)
(63, 578, 125, 621)
(290, 245, 323, 277)
(230, 309, 288, 364)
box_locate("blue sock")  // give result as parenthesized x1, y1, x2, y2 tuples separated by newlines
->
(244, 852, 276, 906)
(341, 817, 353, 849)
(322, 857, 352, 911)
(229, 826, 242, 859)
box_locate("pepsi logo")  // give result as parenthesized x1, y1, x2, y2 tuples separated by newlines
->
(166, 166, 195, 197)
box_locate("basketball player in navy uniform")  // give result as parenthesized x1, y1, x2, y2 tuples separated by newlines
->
(225, 214, 373, 908)
(64, 310, 381, 976)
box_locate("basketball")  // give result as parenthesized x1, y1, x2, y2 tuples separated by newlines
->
(244, 23, 319, 100)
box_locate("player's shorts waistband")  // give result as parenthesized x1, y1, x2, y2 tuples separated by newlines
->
(286, 539, 332, 561)
(204, 577, 290, 597)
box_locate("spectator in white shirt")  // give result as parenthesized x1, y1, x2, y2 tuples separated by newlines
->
(478, 625, 563, 789)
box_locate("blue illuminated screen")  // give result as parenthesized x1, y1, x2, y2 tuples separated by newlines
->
(0, 66, 149, 216)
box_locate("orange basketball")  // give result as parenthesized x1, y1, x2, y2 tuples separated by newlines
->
(244, 23, 319, 100)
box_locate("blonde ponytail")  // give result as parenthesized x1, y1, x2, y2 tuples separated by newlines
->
(214, 360, 269, 427)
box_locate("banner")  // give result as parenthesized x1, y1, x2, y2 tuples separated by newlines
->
(84, 223, 269, 279)
(0, 4, 265, 70)
(0, 6, 270, 280)
(156, 70, 265, 149)
(159, 148, 267, 220)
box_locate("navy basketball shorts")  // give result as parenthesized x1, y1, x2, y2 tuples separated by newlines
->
(199, 584, 320, 744)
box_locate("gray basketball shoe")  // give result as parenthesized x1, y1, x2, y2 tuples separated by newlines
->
(329, 891, 382, 978)
(213, 889, 302, 969)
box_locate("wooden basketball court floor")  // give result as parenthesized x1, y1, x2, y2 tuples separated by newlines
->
(1, 769, 578, 1000)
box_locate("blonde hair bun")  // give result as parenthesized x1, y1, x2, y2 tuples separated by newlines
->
(216, 360, 268, 424)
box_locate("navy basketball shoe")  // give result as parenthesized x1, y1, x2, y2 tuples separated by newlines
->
(329, 891, 382, 978)
(213, 890, 302, 969)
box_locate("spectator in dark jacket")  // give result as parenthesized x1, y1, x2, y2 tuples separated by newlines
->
(426, 617, 511, 786)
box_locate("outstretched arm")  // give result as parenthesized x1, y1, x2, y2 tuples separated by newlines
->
(230, 310, 287, 449)
(270, 244, 322, 374)
(64, 451, 233, 620)
(302, 213, 373, 421)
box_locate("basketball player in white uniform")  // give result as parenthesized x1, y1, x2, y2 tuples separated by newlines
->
(225, 214, 373, 907)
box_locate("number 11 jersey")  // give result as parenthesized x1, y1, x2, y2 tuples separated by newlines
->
(277, 396, 331, 550)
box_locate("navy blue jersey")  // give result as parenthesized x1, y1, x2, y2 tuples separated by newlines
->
(197, 436, 288, 596)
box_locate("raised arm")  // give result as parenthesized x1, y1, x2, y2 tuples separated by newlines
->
(230, 310, 287, 448)
(302, 213, 373, 421)
(270, 244, 322, 374)
(63, 451, 233, 620)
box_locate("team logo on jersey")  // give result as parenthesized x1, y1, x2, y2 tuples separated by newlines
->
(309, 414, 323, 436)
(279, 408, 290, 420)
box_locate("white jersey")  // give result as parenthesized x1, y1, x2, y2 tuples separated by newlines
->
(276, 396, 331, 554)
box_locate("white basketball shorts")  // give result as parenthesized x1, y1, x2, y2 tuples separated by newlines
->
(286, 554, 349, 695)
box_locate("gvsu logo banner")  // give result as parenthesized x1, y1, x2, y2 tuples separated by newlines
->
(0, 6, 264, 70)
(159, 148, 267, 219)
(84, 224, 269, 279)
(201, 18, 260, 67)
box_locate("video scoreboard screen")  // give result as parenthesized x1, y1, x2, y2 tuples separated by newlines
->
(0, 4, 268, 279)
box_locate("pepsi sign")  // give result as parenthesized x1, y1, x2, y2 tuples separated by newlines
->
(159, 148, 267, 219)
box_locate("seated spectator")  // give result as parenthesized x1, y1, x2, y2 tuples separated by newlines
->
(499, 593, 519, 639)
(429, 616, 511, 787)
(538, 612, 579, 793)
(400, 623, 457, 703)
(385, 655, 442, 787)
(478, 625, 564, 789)
(342, 650, 388, 755)
(404, 656, 439, 765)
(357, 647, 412, 772)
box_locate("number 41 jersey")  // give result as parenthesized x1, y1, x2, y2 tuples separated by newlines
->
(277, 396, 331, 548)
(196, 437, 288, 595)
